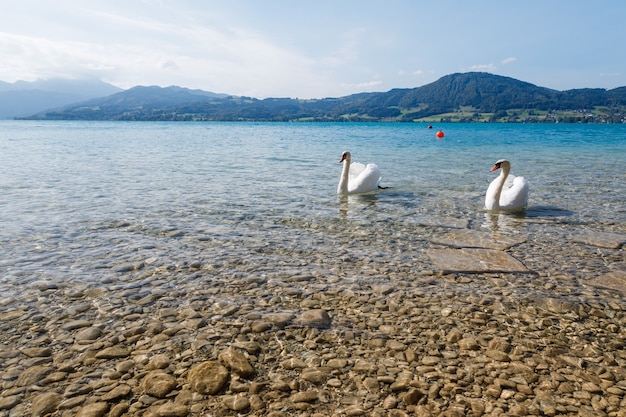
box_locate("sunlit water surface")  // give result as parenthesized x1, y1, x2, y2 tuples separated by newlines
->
(1, 121, 624, 303)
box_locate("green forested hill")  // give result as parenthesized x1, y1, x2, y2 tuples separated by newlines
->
(22, 72, 626, 123)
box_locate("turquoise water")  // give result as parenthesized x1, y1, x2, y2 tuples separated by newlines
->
(1, 121, 625, 301)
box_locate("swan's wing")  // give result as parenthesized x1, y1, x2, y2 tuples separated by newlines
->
(348, 163, 382, 193)
(349, 162, 367, 178)
(500, 176, 529, 209)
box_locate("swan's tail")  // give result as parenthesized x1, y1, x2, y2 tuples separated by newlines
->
(377, 176, 388, 189)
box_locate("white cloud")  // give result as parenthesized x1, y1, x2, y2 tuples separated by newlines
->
(2, 2, 625, 96)
(341, 80, 383, 90)
(0, 19, 339, 97)
(0, 32, 108, 81)
(358, 81, 383, 88)
(468, 64, 497, 72)
(160, 61, 180, 71)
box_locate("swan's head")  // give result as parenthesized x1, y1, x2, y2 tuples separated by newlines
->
(339, 151, 351, 163)
(490, 159, 510, 172)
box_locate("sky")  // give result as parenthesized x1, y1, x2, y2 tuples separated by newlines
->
(1, 0, 625, 99)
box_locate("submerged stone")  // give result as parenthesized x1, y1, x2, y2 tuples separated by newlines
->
(429, 229, 527, 250)
(427, 248, 529, 273)
(589, 270, 626, 293)
(570, 231, 626, 249)
(411, 216, 468, 229)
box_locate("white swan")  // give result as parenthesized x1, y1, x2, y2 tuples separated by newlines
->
(485, 159, 529, 211)
(337, 151, 382, 195)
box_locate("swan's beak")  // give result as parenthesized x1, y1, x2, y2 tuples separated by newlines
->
(490, 165, 500, 172)
(339, 156, 346, 163)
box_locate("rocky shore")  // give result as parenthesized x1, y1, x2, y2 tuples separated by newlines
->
(1, 225, 625, 416)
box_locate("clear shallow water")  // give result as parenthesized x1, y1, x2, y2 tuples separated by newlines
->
(1, 121, 625, 302)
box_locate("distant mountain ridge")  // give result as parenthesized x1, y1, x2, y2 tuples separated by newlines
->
(16, 73, 626, 122)
(75, 85, 230, 109)
(0, 78, 123, 119)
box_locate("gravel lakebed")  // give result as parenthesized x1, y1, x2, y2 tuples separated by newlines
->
(1, 217, 625, 417)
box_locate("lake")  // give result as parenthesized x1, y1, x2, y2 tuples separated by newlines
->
(1, 121, 624, 305)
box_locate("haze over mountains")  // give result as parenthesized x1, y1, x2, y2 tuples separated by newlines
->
(0, 78, 123, 119)
(3, 73, 626, 123)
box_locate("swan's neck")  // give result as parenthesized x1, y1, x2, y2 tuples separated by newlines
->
(494, 166, 510, 208)
(487, 166, 510, 210)
(337, 160, 350, 194)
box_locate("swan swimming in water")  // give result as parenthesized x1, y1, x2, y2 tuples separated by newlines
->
(337, 151, 382, 195)
(485, 159, 529, 211)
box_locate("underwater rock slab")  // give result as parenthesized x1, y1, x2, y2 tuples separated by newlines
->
(589, 269, 626, 293)
(429, 229, 527, 250)
(411, 216, 468, 229)
(427, 248, 529, 274)
(570, 231, 626, 249)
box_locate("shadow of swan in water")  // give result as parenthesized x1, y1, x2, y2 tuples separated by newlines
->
(482, 205, 577, 232)
(524, 205, 576, 218)
(336, 187, 426, 218)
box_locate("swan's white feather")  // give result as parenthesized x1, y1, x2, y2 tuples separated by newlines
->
(485, 159, 529, 211)
(348, 162, 367, 178)
(499, 176, 529, 209)
(337, 151, 382, 195)
(348, 163, 381, 194)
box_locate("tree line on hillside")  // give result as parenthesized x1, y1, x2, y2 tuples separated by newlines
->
(21, 73, 626, 123)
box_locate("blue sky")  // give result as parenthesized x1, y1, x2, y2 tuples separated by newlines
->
(1, 0, 624, 98)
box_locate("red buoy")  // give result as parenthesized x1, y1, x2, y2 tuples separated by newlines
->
(436, 130, 445, 138)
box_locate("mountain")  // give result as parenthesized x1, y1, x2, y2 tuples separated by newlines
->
(0, 78, 123, 119)
(19, 73, 626, 123)
(41, 85, 230, 120)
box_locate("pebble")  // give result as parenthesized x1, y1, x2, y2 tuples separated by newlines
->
(141, 371, 178, 398)
(76, 402, 109, 417)
(155, 402, 189, 417)
(222, 394, 250, 411)
(75, 326, 103, 342)
(219, 347, 255, 378)
(94, 346, 130, 359)
(187, 362, 230, 395)
(31, 392, 62, 416)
